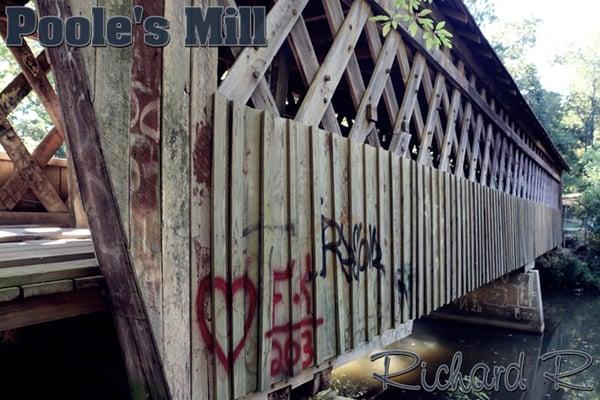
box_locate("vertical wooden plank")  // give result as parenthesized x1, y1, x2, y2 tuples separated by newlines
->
(378, 149, 393, 332)
(67, 0, 96, 96)
(93, 0, 132, 240)
(212, 96, 231, 400)
(332, 135, 351, 352)
(444, 172, 451, 305)
(450, 173, 457, 301)
(229, 102, 247, 398)
(349, 140, 366, 344)
(466, 181, 473, 292)
(288, 121, 316, 374)
(410, 160, 418, 318)
(456, 177, 464, 298)
(416, 164, 425, 317)
(401, 158, 413, 321)
(391, 155, 403, 325)
(190, 5, 218, 396)
(438, 171, 446, 308)
(431, 169, 440, 310)
(258, 111, 274, 391)
(474, 184, 480, 289)
(162, 0, 191, 395)
(364, 146, 379, 337)
(423, 167, 432, 314)
(312, 128, 337, 364)
(129, 0, 164, 357)
(241, 107, 262, 392)
(265, 114, 291, 385)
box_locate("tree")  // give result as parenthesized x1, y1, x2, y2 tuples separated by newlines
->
(0, 38, 60, 157)
(462, 0, 496, 28)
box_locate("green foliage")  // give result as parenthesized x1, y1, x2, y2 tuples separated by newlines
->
(370, 0, 453, 49)
(538, 248, 600, 293)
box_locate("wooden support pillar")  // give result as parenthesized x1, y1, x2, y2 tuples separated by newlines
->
(36, 1, 171, 399)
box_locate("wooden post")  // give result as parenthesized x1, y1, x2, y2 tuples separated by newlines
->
(36, 1, 171, 399)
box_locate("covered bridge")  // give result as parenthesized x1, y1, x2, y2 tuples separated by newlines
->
(0, 0, 568, 399)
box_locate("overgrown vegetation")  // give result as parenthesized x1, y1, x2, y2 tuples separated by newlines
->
(464, 0, 600, 291)
(371, 0, 453, 49)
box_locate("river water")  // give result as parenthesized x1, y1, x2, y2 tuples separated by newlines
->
(332, 290, 600, 400)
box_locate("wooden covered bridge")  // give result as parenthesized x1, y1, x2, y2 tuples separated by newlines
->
(0, 0, 568, 398)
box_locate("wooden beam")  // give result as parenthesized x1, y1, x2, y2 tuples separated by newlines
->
(0, 288, 105, 331)
(389, 54, 425, 155)
(457, 30, 482, 44)
(287, 15, 341, 134)
(218, 0, 309, 104)
(454, 103, 474, 177)
(348, 33, 401, 142)
(478, 124, 494, 185)
(295, 0, 369, 127)
(416, 74, 445, 165)
(189, 1, 218, 397)
(0, 210, 71, 226)
(321, 0, 369, 112)
(0, 51, 51, 116)
(217, 0, 281, 115)
(439, 87, 462, 172)
(0, 22, 65, 136)
(36, 1, 171, 398)
(442, 8, 469, 24)
(394, 39, 427, 154)
(367, 0, 563, 180)
(0, 114, 67, 212)
(364, 15, 400, 131)
(0, 127, 63, 210)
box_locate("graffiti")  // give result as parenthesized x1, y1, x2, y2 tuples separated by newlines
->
(266, 253, 324, 378)
(196, 273, 258, 373)
(196, 250, 324, 378)
(321, 215, 385, 282)
(396, 265, 410, 303)
(242, 223, 295, 238)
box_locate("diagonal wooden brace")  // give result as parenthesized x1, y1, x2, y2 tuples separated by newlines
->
(0, 114, 67, 212)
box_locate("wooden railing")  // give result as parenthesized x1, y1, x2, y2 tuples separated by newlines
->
(210, 95, 562, 398)
(0, 152, 72, 225)
(217, 0, 564, 210)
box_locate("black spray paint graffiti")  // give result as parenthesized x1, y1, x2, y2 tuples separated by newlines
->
(320, 215, 384, 282)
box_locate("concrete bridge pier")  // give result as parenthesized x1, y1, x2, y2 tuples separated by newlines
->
(430, 268, 545, 334)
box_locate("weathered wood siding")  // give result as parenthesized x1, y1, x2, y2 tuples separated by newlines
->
(54, 0, 568, 398)
(210, 95, 562, 398)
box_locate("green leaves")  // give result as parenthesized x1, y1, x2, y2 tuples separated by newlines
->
(372, 0, 452, 50)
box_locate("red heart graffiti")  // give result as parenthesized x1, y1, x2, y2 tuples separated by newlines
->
(196, 275, 258, 372)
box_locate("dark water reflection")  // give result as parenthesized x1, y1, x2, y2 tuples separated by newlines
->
(332, 290, 600, 400)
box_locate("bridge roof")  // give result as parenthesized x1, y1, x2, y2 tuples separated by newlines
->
(435, 0, 570, 171)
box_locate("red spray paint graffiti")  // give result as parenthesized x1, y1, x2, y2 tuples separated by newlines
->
(266, 254, 324, 378)
(196, 253, 323, 378)
(196, 274, 257, 373)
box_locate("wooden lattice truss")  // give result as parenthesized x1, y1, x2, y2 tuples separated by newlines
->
(216, 0, 564, 208)
(0, 22, 67, 213)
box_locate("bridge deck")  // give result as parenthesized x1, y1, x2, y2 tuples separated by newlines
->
(0, 227, 105, 330)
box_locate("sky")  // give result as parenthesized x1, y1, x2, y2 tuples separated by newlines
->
(480, 0, 600, 95)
